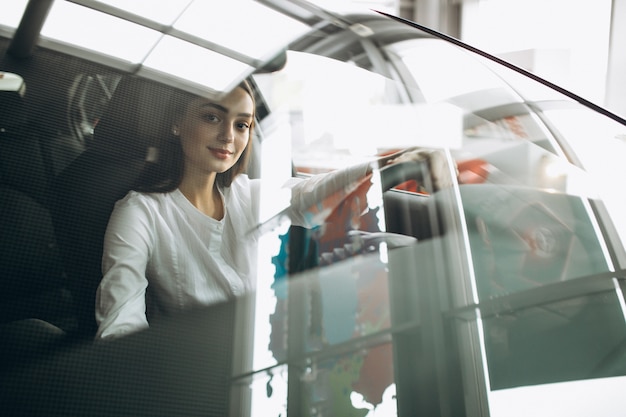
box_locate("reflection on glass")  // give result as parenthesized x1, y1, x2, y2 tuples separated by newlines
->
(482, 290, 626, 391)
(96, 0, 192, 25)
(451, 97, 615, 301)
(543, 108, 626, 250)
(238, 342, 398, 417)
(175, 0, 309, 61)
(142, 35, 252, 94)
(300, 343, 397, 416)
(245, 365, 288, 417)
(461, 183, 611, 299)
(393, 39, 512, 103)
(42, 1, 161, 63)
(267, 232, 395, 356)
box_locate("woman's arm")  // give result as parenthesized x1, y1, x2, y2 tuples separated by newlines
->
(95, 194, 155, 340)
(286, 162, 371, 228)
(286, 147, 447, 227)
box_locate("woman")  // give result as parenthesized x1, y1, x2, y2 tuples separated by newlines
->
(95, 80, 431, 340)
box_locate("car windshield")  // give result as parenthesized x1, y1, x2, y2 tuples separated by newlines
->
(2, 2, 626, 417)
(249, 15, 626, 416)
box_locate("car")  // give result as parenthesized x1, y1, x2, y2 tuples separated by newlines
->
(1, 0, 626, 416)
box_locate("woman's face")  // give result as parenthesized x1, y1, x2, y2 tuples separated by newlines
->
(176, 86, 254, 177)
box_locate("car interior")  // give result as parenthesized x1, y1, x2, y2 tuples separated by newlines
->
(3, 2, 626, 416)
(0, 55, 246, 416)
(0, 15, 448, 408)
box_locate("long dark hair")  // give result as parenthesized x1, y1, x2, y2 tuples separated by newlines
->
(134, 80, 256, 193)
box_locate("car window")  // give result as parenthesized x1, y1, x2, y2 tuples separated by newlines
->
(68, 73, 122, 145)
(248, 32, 626, 416)
(248, 49, 440, 415)
(4, 4, 626, 417)
(256, 51, 403, 174)
(385, 34, 626, 414)
(540, 107, 626, 248)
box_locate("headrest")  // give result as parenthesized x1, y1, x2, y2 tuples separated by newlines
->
(91, 76, 175, 159)
(0, 72, 27, 135)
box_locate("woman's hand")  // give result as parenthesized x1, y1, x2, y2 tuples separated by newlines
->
(377, 147, 457, 192)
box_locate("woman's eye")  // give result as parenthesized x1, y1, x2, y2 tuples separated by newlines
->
(202, 113, 220, 123)
(236, 121, 250, 130)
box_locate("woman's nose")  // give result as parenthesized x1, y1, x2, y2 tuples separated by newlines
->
(219, 124, 235, 142)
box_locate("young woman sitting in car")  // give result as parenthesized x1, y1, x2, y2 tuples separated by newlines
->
(95, 80, 446, 340)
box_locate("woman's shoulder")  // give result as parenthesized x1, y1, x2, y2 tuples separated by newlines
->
(115, 190, 173, 211)
(119, 190, 158, 203)
(227, 174, 259, 195)
(231, 173, 253, 186)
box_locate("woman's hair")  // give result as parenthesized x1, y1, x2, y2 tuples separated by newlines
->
(134, 80, 256, 193)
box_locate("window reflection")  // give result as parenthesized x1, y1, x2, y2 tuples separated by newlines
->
(482, 290, 626, 390)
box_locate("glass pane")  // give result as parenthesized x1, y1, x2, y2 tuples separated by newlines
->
(542, 107, 626, 249)
(141, 35, 253, 94)
(233, 343, 398, 416)
(489, 375, 626, 417)
(481, 288, 626, 415)
(95, 0, 192, 25)
(394, 39, 512, 104)
(255, 50, 462, 175)
(387, 38, 620, 302)
(460, 183, 611, 299)
(246, 225, 419, 373)
(297, 342, 397, 415)
(0, 0, 28, 29)
(175, 0, 310, 61)
(41, 1, 161, 63)
(276, 247, 395, 356)
(246, 366, 289, 417)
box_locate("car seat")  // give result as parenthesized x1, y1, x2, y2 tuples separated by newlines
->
(50, 75, 173, 338)
(0, 73, 71, 371)
(0, 72, 68, 326)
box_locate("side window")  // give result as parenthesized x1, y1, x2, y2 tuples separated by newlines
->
(67, 73, 122, 145)
(44, 73, 122, 176)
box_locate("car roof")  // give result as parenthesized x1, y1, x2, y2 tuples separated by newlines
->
(0, 0, 393, 98)
(4, 0, 624, 127)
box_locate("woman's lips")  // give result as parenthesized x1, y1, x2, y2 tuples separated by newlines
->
(209, 147, 232, 159)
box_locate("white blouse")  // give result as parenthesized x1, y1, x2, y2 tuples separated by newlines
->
(96, 165, 369, 339)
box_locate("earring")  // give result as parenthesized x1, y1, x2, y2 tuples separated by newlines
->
(172, 126, 179, 136)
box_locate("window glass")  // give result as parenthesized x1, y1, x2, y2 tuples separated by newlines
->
(94, 0, 191, 25)
(37, 0, 313, 95)
(0, 0, 28, 30)
(247, 48, 452, 417)
(392, 39, 511, 104)
(68, 73, 122, 145)
(140, 35, 253, 94)
(388, 35, 626, 417)
(41, 1, 162, 64)
(255, 50, 462, 174)
(174, 0, 310, 61)
(482, 288, 626, 416)
(542, 107, 626, 250)
(389, 38, 617, 303)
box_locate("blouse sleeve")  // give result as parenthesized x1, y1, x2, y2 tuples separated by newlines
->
(95, 193, 155, 340)
(286, 162, 371, 228)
